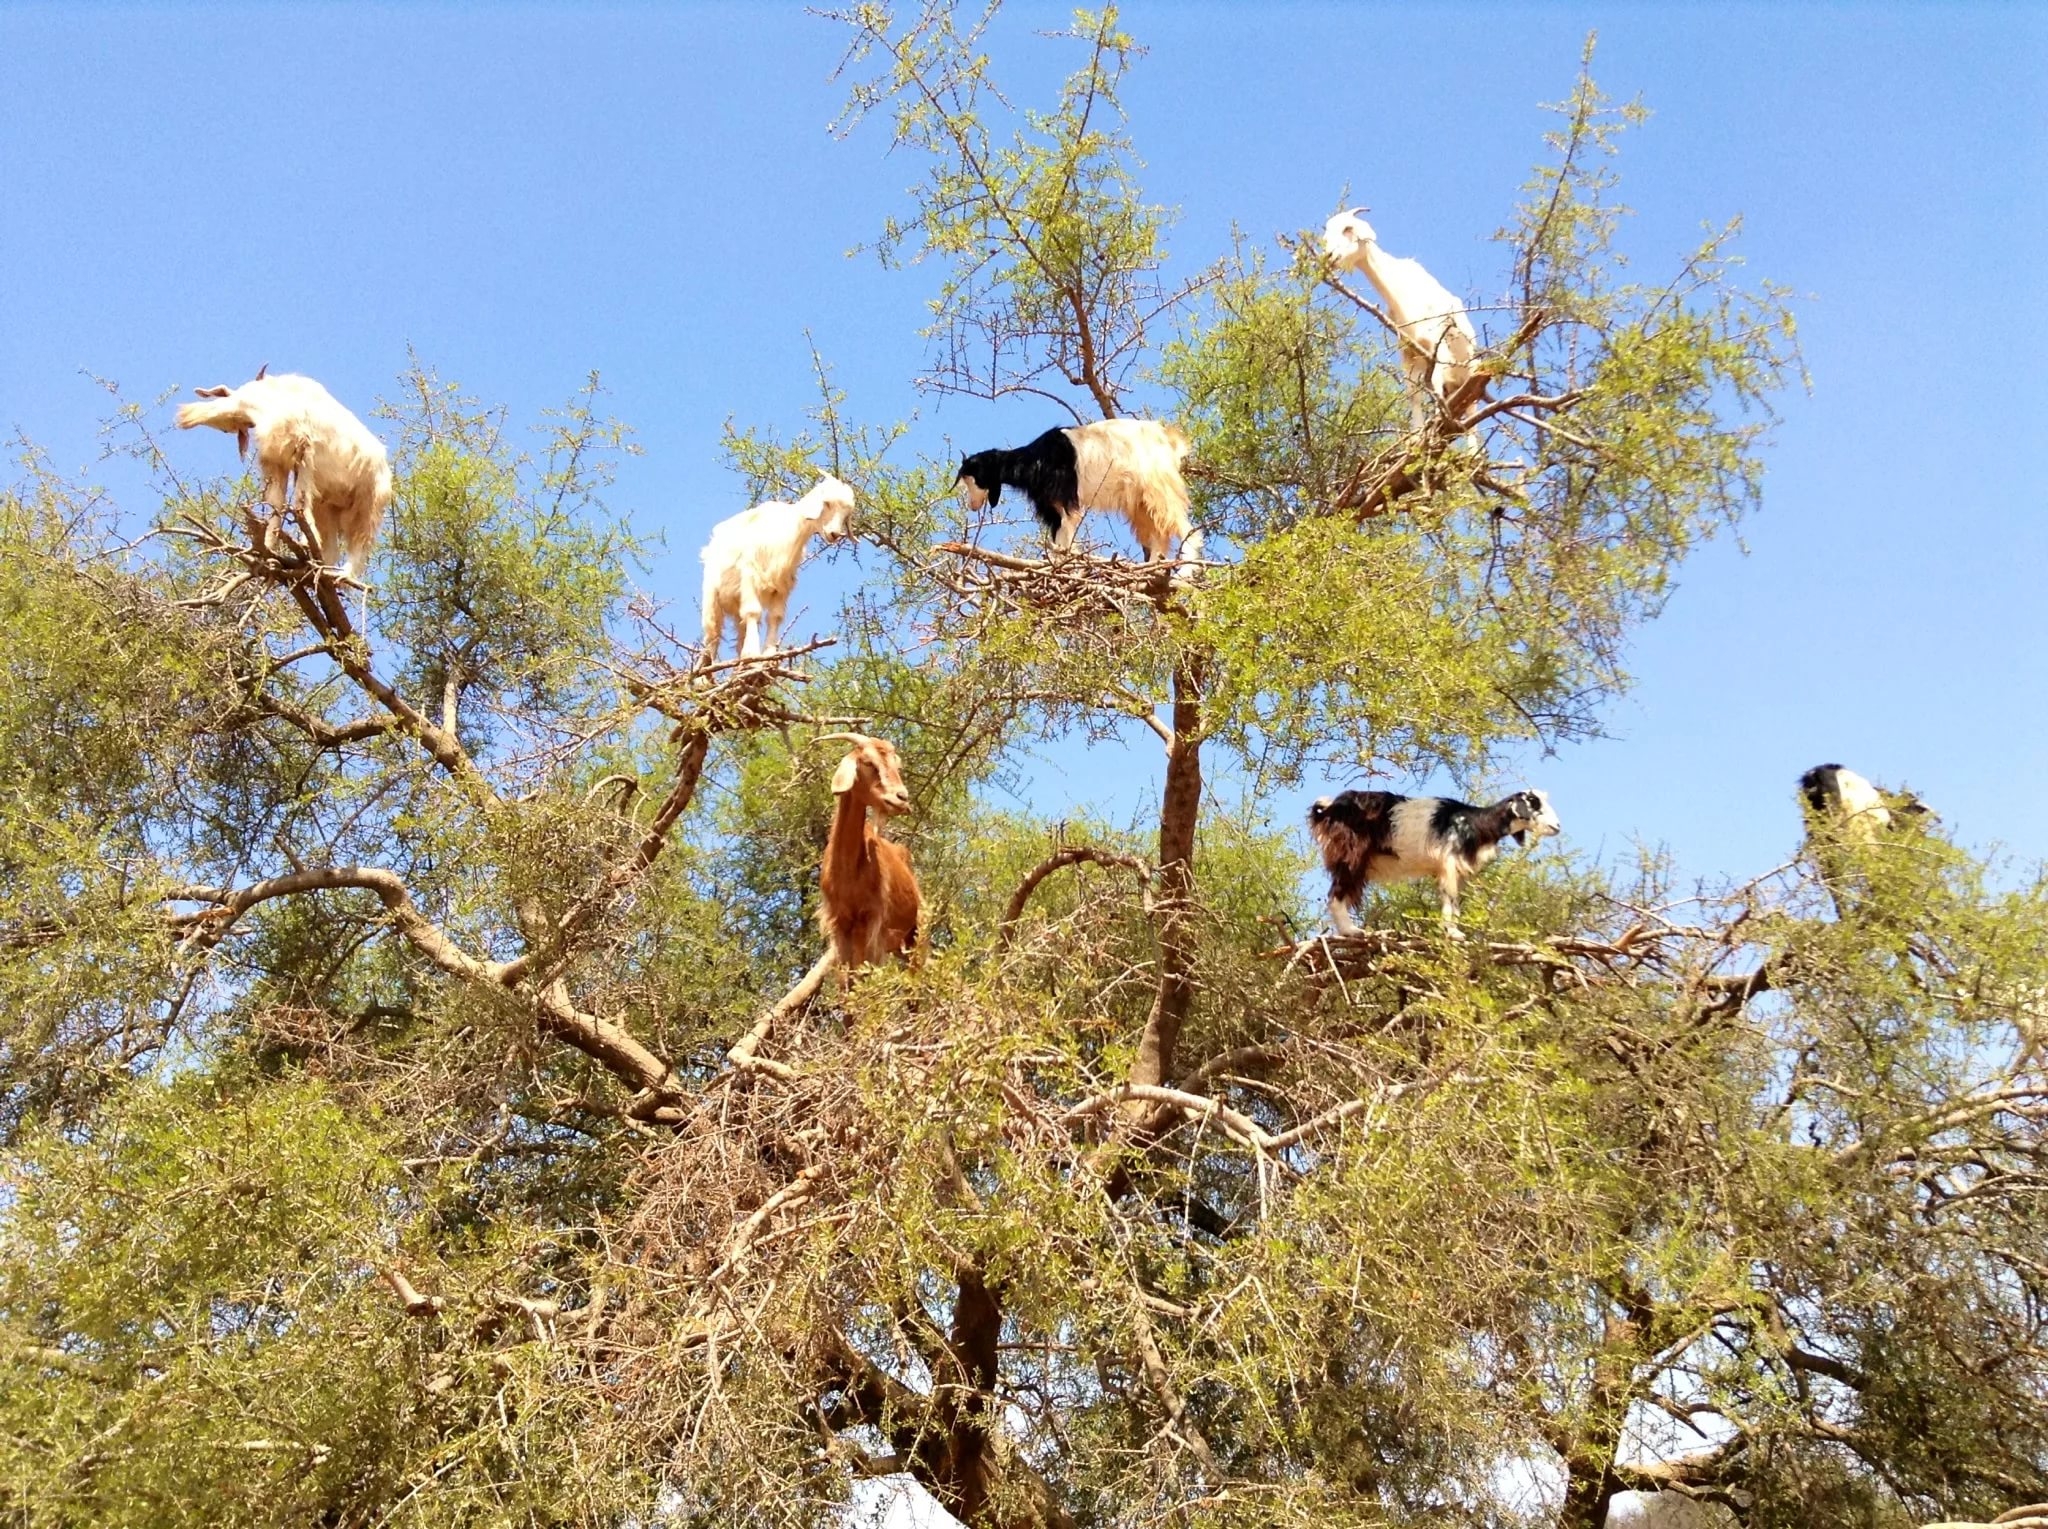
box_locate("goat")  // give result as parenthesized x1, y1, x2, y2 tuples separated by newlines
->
(1797, 763, 1932, 845)
(955, 418, 1203, 569)
(1797, 763, 1935, 919)
(176, 368, 392, 581)
(1322, 209, 1479, 430)
(815, 733, 922, 977)
(699, 475, 856, 663)
(1309, 788, 1560, 940)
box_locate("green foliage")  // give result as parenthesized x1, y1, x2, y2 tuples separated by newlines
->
(0, 9, 2036, 1529)
(378, 362, 645, 745)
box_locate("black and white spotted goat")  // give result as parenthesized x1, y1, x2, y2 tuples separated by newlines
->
(1308, 788, 1562, 940)
(954, 418, 1203, 568)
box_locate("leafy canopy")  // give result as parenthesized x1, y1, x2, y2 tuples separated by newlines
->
(2, 10, 2039, 1529)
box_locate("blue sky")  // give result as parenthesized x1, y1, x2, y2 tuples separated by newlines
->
(4, 1, 2045, 895)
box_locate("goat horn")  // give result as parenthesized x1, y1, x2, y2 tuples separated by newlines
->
(811, 732, 869, 747)
(255, 362, 268, 380)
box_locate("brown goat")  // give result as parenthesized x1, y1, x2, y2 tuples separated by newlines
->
(816, 733, 922, 976)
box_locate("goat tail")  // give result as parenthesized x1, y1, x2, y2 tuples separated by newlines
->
(1161, 421, 1193, 460)
(356, 462, 395, 572)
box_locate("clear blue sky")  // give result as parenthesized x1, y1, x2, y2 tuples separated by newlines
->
(4, 2, 2045, 894)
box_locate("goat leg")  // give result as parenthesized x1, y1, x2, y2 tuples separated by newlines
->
(1438, 873, 1466, 942)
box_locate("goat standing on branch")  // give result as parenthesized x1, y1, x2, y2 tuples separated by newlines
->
(1323, 208, 1480, 431)
(955, 418, 1203, 572)
(175, 368, 393, 581)
(815, 733, 921, 978)
(699, 475, 857, 663)
(1310, 788, 1560, 940)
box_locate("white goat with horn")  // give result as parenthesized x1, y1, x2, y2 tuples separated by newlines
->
(1323, 208, 1480, 429)
(176, 366, 393, 582)
(699, 475, 857, 663)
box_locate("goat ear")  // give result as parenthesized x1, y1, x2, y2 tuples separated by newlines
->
(984, 479, 1001, 505)
(830, 755, 860, 795)
(193, 385, 231, 398)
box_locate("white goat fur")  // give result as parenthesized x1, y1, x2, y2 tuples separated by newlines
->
(1062, 419, 1202, 562)
(176, 372, 393, 580)
(1311, 790, 1561, 940)
(1322, 210, 1479, 426)
(1800, 765, 1893, 845)
(699, 476, 857, 661)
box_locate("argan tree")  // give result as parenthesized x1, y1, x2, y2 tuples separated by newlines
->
(3, 7, 2043, 1528)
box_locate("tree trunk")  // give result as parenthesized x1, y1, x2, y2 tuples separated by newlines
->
(1129, 652, 1203, 1098)
(1559, 1457, 1619, 1529)
(939, 1263, 1003, 1523)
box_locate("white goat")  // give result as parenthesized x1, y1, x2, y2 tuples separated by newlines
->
(699, 475, 856, 662)
(1322, 209, 1480, 429)
(1797, 763, 1936, 918)
(176, 369, 392, 581)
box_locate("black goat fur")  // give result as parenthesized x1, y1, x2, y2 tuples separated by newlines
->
(956, 427, 1079, 537)
(1307, 791, 1396, 907)
(1798, 764, 1847, 816)
(1308, 789, 1540, 907)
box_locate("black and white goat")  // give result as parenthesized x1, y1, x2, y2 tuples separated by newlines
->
(1797, 763, 1932, 845)
(1308, 788, 1561, 940)
(954, 418, 1203, 568)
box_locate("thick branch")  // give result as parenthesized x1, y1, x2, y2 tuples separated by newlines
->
(498, 725, 713, 986)
(820, 1329, 1075, 1529)
(1128, 1293, 1222, 1489)
(280, 580, 497, 802)
(534, 980, 682, 1114)
(727, 950, 836, 1078)
(166, 866, 499, 984)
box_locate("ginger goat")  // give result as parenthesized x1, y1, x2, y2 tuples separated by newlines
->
(816, 733, 922, 975)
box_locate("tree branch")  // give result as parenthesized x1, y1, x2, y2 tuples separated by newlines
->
(1000, 845, 1153, 946)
